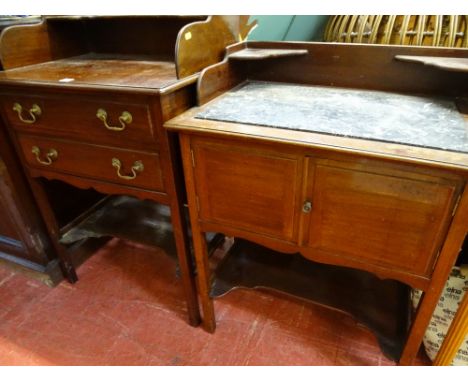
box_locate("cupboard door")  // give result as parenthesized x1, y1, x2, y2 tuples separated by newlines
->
(192, 140, 303, 242)
(303, 157, 461, 277)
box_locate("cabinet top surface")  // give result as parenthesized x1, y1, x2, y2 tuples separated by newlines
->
(166, 81, 468, 171)
(196, 81, 468, 154)
(0, 53, 181, 90)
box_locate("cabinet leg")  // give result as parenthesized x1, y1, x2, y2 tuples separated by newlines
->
(62, 259, 78, 283)
(162, 131, 201, 326)
(169, 197, 201, 327)
(192, 228, 216, 333)
(399, 190, 468, 365)
(28, 177, 78, 284)
(178, 134, 216, 332)
(433, 289, 468, 365)
(399, 291, 434, 365)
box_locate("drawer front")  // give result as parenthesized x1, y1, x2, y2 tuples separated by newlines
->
(2, 95, 157, 149)
(303, 157, 462, 277)
(18, 134, 165, 192)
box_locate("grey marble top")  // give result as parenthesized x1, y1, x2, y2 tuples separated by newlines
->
(196, 81, 468, 153)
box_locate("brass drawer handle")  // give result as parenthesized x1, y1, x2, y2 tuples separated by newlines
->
(302, 200, 312, 213)
(111, 158, 144, 180)
(31, 146, 58, 165)
(13, 103, 42, 124)
(96, 108, 132, 131)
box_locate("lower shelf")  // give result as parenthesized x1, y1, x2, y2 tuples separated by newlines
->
(211, 239, 411, 362)
(59, 195, 223, 261)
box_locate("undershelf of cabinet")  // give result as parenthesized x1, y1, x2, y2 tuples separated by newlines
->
(59, 195, 224, 260)
(42, 179, 106, 231)
(67, 237, 113, 269)
(211, 238, 412, 362)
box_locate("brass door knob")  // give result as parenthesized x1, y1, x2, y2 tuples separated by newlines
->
(302, 200, 312, 213)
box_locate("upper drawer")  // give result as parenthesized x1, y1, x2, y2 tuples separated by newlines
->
(17, 134, 165, 192)
(2, 95, 158, 149)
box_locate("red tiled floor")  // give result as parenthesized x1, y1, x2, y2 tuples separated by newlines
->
(0, 238, 431, 366)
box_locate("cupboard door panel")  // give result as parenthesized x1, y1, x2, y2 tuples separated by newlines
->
(304, 158, 461, 277)
(192, 141, 302, 242)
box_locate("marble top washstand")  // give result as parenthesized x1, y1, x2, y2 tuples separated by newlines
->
(196, 81, 468, 153)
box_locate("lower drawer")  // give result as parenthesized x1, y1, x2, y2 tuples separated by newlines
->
(18, 134, 165, 192)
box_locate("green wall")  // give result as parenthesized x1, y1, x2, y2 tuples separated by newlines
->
(247, 15, 330, 42)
